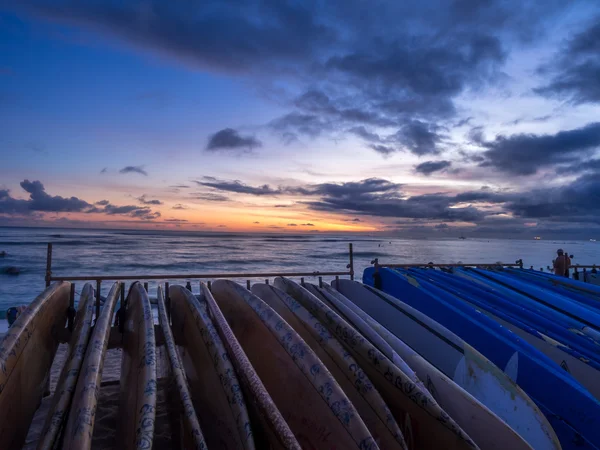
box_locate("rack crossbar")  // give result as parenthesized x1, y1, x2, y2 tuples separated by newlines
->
(49, 270, 350, 282)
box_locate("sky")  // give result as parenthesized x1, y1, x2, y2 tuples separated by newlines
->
(0, 0, 599, 238)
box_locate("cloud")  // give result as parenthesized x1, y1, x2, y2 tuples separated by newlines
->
(164, 218, 188, 222)
(206, 128, 262, 152)
(0, 180, 161, 221)
(435, 223, 449, 229)
(414, 160, 452, 175)
(190, 193, 231, 202)
(391, 120, 446, 156)
(269, 113, 332, 141)
(253, 221, 260, 224)
(100, 167, 108, 174)
(287, 223, 297, 226)
(479, 122, 600, 175)
(17, 180, 91, 212)
(170, 185, 190, 189)
(137, 195, 163, 205)
(274, 204, 292, 208)
(195, 178, 281, 196)
(301, 223, 314, 226)
(343, 218, 362, 222)
(562, 158, 600, 174)
(119, 166, 148, 176)
(17, 0, 567, 153)
(172, 203, 188, 210)
(349, 126, 383, 143)
(502, 172, 600, 225)
(535, 18, 600, 104)
(352, 120, 446, 156)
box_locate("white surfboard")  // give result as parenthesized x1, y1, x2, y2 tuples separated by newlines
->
(333, 279, 560, 450)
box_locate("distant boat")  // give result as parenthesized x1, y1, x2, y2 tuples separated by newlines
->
(534, 237, 541, 240)
(591, 239, 597, 242)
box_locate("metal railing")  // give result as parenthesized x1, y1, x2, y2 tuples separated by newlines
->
(370, 258, 524, 269)
(44, 241, 355, 329)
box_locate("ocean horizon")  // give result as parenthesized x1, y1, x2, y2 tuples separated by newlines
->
(1, 226, 598, 323)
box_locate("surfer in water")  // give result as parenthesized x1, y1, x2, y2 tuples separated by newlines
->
(553, 249, 568, 277)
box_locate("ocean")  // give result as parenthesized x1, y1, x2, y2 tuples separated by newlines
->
(1, 226, 598, 330)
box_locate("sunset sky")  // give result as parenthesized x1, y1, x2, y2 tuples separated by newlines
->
(1, 1, 599, 237)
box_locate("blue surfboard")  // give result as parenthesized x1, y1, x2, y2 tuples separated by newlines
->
(364, 267, 600, 450)
(411, 268, 600, 361)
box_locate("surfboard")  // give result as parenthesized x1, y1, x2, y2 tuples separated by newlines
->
(333, 278, 563, 448)
(502, 268, 600, 312)
(199, 282, 300, 450)
(302, 283, 429, 392)
(156, 285, 208, 450)
(467, 268, 600, 331)
(168, 284, 255, 449)
(366, 267, 597, 450)
(416, 268, 600, 360)
(251, 283, 407, 450)
(62, 282, 121, 450)
(116, 282, 157, 450)
(37, 283, 96, 450)
(0, 282, 70, 449)
(211, 279, 378, 450)
(314, 282, 532, 450)
(410, 268, 600, 400)
(274, 277, 478, 450)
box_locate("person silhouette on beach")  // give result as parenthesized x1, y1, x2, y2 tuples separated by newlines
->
(553, 249, 568, 277)
(564, 251, 572, 277)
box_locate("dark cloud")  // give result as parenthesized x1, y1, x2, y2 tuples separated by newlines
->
(172, 203, 188, 210)
(170, 185, 190, 189)
(16, 0, 569, 154)
(100, 167, 108, 174)
(535, 18, 600, 104)
(137, 195, 163, 205)
(504, 172, 600, 223)
(305, 193, 485, 223)
(505, 115, 553, 126)
(119, 166, 148, 176)
(454, 117, 473, 128)
(95, 202, 161, 221)
(311, 178, 402, 199)
(389, 120, 446, 156)
(479, 122, 600, 175)
(435, 223, 449, 229)
(206, 128, 262, 152)
(414, 160, 452, 175)
(253, 221, 260, 224)
(274, 204, 292, 208)
(18, 180, 91, 212)
(0, 180, 161, 221)
(562, 158, 600, 174)
(190, 193, 231, 202)
(195, 178, 281, 196)
(294, 90, 395, 128)
(287, 223, 297, 226)
(301, 223, 314, 226)
(352, 121, 446, 156)
(348, 126, 383, 143)
(343, 218, 362, 222)
(269, 113, 332, 141)
(164, 218, 188, 223)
